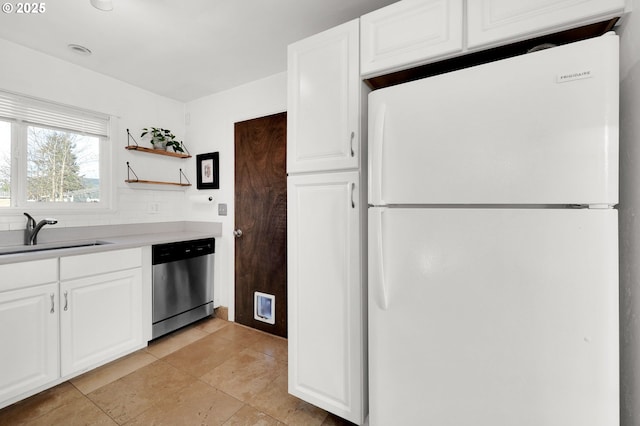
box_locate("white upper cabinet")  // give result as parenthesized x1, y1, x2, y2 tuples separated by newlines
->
(361, 0, 463, 77)
(359, 0, 628, 79)
(287, 19, 360, 174)
(467, 0, 627, 49)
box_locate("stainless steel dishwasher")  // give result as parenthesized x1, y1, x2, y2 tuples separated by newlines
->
(152, 238, 215, 339)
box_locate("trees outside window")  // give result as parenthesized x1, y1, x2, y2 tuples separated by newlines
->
(0, 121, 10, 207)
(26, 127, 100, 203)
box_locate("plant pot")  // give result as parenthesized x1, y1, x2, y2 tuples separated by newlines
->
(151, 139, 166, 150)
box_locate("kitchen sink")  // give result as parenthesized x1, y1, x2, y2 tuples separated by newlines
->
(0, 240, 112, 255)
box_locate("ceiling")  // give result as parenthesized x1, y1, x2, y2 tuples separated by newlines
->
(0, 0, 398, 102)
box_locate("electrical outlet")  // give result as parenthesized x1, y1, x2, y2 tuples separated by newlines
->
(148, 202, 160, 214)
(218, 203, 227, 216)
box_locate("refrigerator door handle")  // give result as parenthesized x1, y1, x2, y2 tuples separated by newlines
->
(369, 103, 386, 205)
(372, 208, 389, 310)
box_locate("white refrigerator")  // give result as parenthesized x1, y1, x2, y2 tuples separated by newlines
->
(368, 34, 619, 425)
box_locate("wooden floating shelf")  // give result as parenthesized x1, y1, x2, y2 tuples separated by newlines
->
(125, 179, 191, 187)
(125, 145, 192, 159)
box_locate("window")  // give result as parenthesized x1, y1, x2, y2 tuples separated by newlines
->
(0, 91, 111, 210)
(0, 121, 10, 207)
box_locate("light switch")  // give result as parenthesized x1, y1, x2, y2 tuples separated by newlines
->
(218, 203, 227, 216)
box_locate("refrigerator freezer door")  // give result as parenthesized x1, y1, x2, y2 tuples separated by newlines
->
(368, 34, 618, 206)
(368, 207, 618, 426)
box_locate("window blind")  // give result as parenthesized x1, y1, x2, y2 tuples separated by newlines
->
(0, 90, 109, 138)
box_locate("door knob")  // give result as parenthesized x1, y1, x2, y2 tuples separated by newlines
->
(233, 228, 243, 238)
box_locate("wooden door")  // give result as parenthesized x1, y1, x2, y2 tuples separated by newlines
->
(234, 112, 287, 337)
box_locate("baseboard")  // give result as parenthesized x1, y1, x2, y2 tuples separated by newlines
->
(215, 306, 228, 321)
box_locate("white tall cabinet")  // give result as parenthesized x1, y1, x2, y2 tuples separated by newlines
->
(287, 18, 367, 425)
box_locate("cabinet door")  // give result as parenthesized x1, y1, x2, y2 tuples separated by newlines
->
(467, 0, 626, 49)
(287, 171, 365, 424)
(287, 19, 360, 174)
(361, 0, 463, 77)
(0, 283, 59, 406)
(60, 268, 142, 377)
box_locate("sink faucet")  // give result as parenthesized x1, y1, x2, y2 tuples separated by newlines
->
(24, 213, 58, 245)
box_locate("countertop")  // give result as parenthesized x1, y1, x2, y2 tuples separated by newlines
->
(0, 221, 222, 265)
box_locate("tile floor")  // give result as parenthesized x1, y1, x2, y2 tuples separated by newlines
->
(0, 318, 354, 426)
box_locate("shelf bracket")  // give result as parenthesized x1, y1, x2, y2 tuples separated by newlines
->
(126, 129, 139, 148)
(181, 142, 191, 156)
(179, 168, 191, 185)
(125, 162, 191, 187)
(126, 161, 139, 182)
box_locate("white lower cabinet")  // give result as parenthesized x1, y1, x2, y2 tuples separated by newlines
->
(0, 282, 59, 405)
(60, 268, 142, 377)
(0, 248, 144, 409)
(288, 171, 365, 424)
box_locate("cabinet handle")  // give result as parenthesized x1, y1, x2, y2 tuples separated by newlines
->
(351, 182, 356, 209)
(50, 293, 55, 314)
(350, 131, 355, 157)
(63, 291, 68, 311)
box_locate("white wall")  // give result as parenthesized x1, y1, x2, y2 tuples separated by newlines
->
(618, 5, 640, 424)
(0, 39, 188, 229)
(0, 37, 288, 319)
(185, 72, 287, 319)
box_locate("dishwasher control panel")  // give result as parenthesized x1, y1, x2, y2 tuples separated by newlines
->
(152, 238, 215, 265)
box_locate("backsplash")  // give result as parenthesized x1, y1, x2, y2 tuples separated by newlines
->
(0, 187, 187, 232)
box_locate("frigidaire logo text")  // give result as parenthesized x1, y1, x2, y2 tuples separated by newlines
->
(557, 70, 592, 83)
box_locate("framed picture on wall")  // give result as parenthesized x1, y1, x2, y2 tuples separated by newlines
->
(196, 152, 219, 189)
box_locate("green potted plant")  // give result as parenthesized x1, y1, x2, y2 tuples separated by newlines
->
(140, 127, 185, 153)
(165, 139, 185, 153)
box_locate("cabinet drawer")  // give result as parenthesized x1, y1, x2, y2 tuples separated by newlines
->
(0, 259, 58, 292)
(361, 0, 463, 77)
(60, 248, 142, 281)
